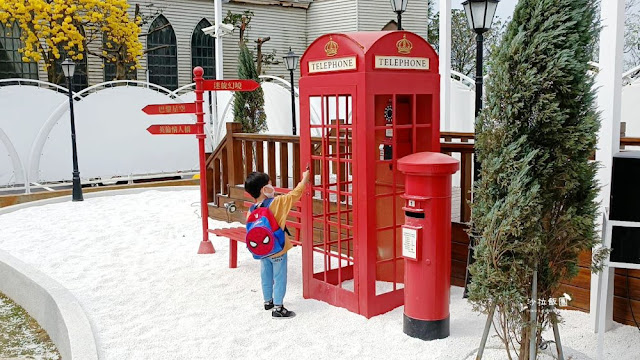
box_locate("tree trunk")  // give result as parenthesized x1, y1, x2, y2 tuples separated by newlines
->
(44, 50, 63, 85)
(254, 37, 271, 75)
(116, 60, 126, 80)
(519, 327, 530, 360)
(256, 43, 262, 75)
(47, 63, 63, 86)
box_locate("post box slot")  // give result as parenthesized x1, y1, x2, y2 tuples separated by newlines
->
(405, 211, 425, 219)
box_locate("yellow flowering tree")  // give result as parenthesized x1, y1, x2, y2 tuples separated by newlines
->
(0, 0, 143, 83)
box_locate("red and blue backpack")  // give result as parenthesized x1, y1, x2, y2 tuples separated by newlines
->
(246, 198, 286, 259)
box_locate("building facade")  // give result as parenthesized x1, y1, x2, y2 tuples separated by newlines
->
(0, 0, 429, 90)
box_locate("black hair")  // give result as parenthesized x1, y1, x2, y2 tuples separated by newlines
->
(244, 172, 270, 199)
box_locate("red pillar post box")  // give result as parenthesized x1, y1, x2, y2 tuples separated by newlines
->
(397, 152, 459, 340)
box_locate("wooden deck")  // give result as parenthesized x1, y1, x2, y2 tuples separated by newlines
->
(205, 126, 640, 327)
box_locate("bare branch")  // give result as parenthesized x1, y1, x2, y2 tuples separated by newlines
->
(254, 36, 271, 44)
(140, 23, 172, 36)
(143, 44, 171, 54)
(87, 49, 109, 60)
(99, 47, 120, 53)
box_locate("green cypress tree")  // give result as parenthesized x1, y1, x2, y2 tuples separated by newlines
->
(467, 0, 600, 358)
(233, 42, 267, 133)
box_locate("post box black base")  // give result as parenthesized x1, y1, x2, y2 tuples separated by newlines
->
(403, 314, 449, 340)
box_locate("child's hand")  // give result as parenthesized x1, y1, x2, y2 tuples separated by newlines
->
(302, 170, 311, 184)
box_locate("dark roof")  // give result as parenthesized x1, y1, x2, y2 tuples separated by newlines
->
(230, 0, 313, 9)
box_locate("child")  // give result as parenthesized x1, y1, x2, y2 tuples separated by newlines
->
(244, 169, 310, 319)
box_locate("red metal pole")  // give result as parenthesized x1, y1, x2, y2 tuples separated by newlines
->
(195, 66, 215, 254)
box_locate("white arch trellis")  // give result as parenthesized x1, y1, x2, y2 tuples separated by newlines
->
(0, 76, 313, 193)
(0, 53, 634, 195)
(0, 79, 195, 193)
(622, 64, 640, 86)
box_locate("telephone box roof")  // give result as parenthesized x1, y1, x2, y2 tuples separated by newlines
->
(300, 31, 439, 76)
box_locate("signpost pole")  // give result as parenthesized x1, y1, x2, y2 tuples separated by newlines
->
(194, 66, 215, 254)
(141, 74, 260, 254)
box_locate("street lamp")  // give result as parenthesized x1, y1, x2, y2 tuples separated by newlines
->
(461, 0, 499, 298)
(462, 0, 499, 117)
(283, 47, 299, 135)
(61, 57, 83, 202)
(390, 0, 409, 31)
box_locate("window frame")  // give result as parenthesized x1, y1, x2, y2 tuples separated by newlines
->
(146, 15, 178, 90)
(191, 18, 215, 79)
(0, 22, 39, 80)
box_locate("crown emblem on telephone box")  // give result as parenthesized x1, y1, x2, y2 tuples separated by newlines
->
(325, 36, 339, 57)
(396, 34, 413, 55)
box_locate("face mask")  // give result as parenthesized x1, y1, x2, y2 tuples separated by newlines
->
(263, 184, 275, 198)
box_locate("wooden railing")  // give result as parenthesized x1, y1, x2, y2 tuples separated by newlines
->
(207, 125, 640, 220)
(206, 125, 475, 223)
(441, 132, 474, 222)
(621, 136, 640, 147)
(206, 123, 301, 205)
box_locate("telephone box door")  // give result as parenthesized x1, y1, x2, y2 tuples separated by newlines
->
(301, 85, 359, 312)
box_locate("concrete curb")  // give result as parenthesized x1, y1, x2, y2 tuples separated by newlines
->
(0, 250, 98, 360)
(0, 186, 199, 359)
(0, 186, 199, 215)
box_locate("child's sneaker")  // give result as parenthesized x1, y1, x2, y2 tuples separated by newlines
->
(272, 306, 296, 319)
(264, 299, 274, 310)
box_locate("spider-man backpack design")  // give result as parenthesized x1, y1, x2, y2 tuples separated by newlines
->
(245, 198, 285, 259)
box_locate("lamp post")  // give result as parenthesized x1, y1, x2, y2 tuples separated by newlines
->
(390, 0, 409, 30)
(461, 0, 499, 298)
(283, 47, 299, 135)
(462, 0, 499, 120)
(61, 58, 83, 202)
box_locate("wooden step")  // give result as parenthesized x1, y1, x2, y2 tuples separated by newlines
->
(208, 203, 246, 224)
(209, 191, 249, 224)
(214, 193, 230, 204)
(229, 185, 246, 199)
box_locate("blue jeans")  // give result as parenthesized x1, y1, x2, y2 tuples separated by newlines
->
(260, 253, 287, 306)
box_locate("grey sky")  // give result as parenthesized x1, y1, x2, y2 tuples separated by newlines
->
(433, 1, 640, 21)
(432, 0, 518, 21)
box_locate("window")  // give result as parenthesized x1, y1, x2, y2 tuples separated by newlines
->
(192, 19, 215, 79)
(103, 33, 137, 82)
(147, 15, 178, 90)
(0, 22, 38, 80)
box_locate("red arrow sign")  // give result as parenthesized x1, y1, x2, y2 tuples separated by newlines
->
(202, 79, 260, 92)
(147, 124, 199, 135)
(142, 103, 196, 115)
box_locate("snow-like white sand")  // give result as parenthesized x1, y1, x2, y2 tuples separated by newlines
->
(0, 189, 638, 359)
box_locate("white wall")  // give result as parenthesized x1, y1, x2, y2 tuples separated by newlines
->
(5, 72, 638, 190)
(0, 79, 306, 189)
(447, 79, 475, 132)
(622, 80, 640, 137)
(36, 86, 199, 182)
(0, 85, 69, 186)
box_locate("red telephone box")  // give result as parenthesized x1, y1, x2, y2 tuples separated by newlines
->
(299, 31, 440, 318)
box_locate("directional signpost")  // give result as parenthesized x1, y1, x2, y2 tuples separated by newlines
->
(142, 67, 259, 254)
(146, 124, 199, 135)
(202, 79, 260, 92)
(142, 103, 197, 115)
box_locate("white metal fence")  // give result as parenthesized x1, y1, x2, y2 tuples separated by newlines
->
(3, 68, 638, 194)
